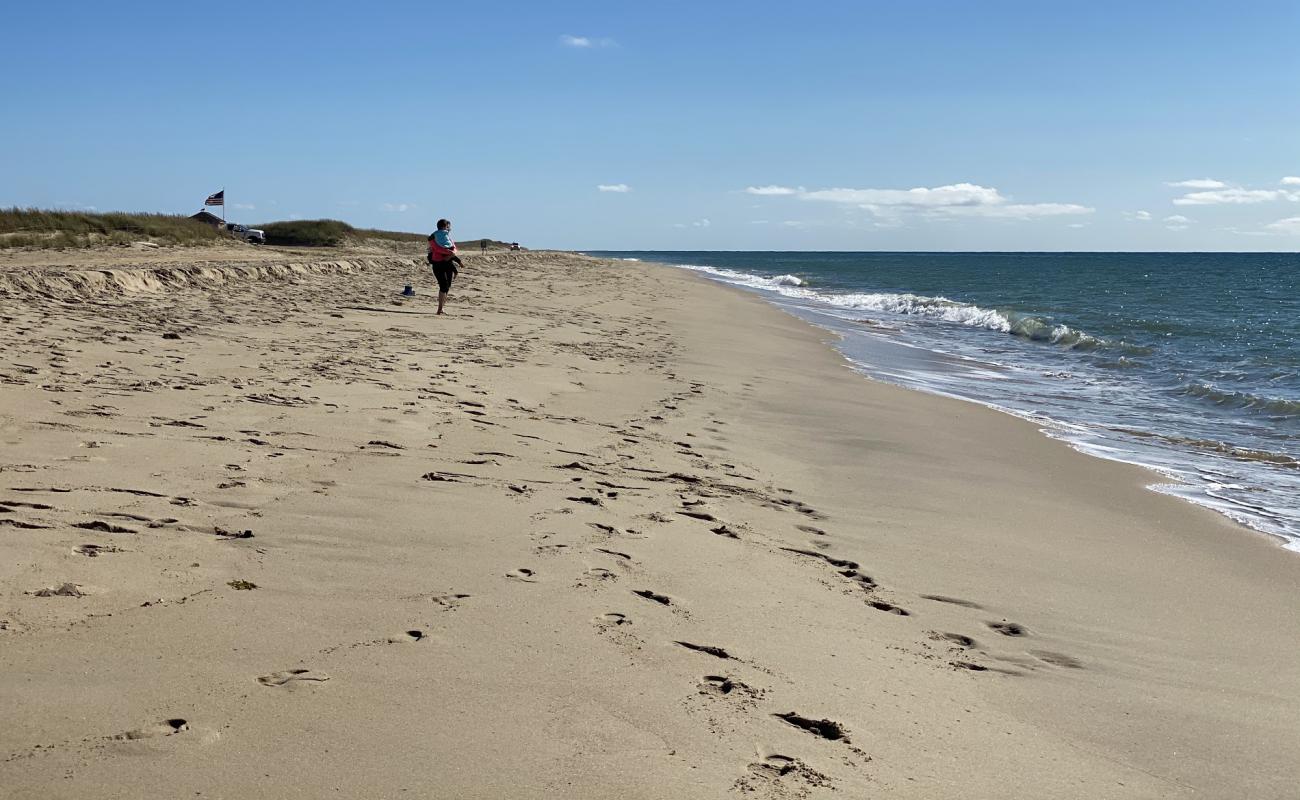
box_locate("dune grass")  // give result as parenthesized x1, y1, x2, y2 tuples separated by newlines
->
(0, 207, 225, 249)
(258, 219, 426, 247)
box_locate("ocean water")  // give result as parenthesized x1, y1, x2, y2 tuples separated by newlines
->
(592, 251, 1300, 550)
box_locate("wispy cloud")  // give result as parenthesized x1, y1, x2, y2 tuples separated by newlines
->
(693, 218, 711, 228)
(560, 34, 615, 48)
(1125, 210, 1153, 221)
(1263, 216, 1300, 234)
(1172, 188, 1298, 206)
(597, 184, 631, 193)
(1165, 178, 1227, 189)
(1164, 214, 1191, 231)
(743, 182, 1091, 221)
(1281, 176, 1300, 186)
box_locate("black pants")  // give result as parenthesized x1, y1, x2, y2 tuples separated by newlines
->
(431, 263, 456, 293)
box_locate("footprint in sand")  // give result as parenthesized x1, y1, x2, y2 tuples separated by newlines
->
(921, 594, 984, 609)
(867, 600, 910, 616)
(675, 641, 732, 660)
(740, 752, 832, 792)
(698, 675, 762, 702)
(988, 621, 1028, 636)
(431, 593, 471, 610)
(773, 712, 851, 743)
(506, 568, 537, 582)
(633, 589, 672, 606)
(386, 630, 427, 644)
(114, 718, 189, 740)
(74, 543, 120, 557)
(72, 520, 136, 534)
(1031, 650, 1084, 668)
(595, 612, 630, 626)
(28, 582, 86, 598)
(933, 632, 977, 648)
(257, 669, 330, 687)
(584, 566, 617, 581)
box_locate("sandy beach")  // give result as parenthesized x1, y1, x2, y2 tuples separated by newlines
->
(1, 248, 1297, 799)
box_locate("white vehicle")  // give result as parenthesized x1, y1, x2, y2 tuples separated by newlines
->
(225, 223, 266, 244)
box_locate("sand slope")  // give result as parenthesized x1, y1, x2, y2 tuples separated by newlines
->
(1, 251, 1297, 798)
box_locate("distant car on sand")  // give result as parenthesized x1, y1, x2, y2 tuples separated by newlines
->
(510, 242, 520, 251)
(226, 223, 266, 244)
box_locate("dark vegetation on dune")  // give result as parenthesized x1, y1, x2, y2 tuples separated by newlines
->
(1, 207, 499, 251)
(257, 219, 426, 247)
(258, 220, 507, 248)
(0, 208, 224, 249)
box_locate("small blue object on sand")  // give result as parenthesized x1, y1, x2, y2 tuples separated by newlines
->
(402, 284, 414, 296)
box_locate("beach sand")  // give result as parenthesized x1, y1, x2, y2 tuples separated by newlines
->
(1, 248, 1297, 798)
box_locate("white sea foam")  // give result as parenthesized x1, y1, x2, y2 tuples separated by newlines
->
(670, 257, 1300, 550)
(676, 263, 1106, 348)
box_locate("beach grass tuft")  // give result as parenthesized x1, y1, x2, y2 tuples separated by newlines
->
(0, 207, 225, 249)
(259, 219, 426, 247)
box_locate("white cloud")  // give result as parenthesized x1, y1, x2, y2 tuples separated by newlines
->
(1067, 223, 1087, 228)
(1125, 210, 1153, 221)
(801, 183, 1005, 208)
(1263, 216, 1300, 234)
(693, 218, 711, 228)
(1173, 188, 1299, 205)
(561, 34, 615, 48)
(746, 185, 803, 196)
(597, 184, 630, 193)
(1163, 215, 1191, 224)
(942, 202, 1092, 219)
(755, 182, 1091, 222)
(382, 203, 414, 212)
(1282, 176, 1300, 186)
(1165, 178, 1227, 189)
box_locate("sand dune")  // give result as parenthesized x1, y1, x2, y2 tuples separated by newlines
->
(1, 249, 1297, 798)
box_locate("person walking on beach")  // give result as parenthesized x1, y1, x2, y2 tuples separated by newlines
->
(480, 238, 487, 254)
(427, 219, 463, 315)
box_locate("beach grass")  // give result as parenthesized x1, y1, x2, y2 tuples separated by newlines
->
(0, 207, 225, 249)
(259, 219, 426, 247)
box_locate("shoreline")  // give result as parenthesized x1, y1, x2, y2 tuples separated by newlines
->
(614, 252, 1300, 554)
(1, 250, 1297, 797)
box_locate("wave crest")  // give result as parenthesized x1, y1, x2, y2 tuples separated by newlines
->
(1181, 382, 1300, 418)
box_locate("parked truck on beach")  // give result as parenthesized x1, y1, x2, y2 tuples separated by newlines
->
(225, 223, 265, 244)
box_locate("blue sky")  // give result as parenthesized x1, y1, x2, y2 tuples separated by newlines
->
(2, 0, 1298, 250)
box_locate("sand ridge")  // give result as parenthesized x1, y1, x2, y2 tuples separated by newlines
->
(1, 250, 1297, 798)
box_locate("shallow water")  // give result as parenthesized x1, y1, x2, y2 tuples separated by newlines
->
(595, 251, 1300, 551)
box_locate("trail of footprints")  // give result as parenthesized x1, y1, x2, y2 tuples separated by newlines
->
(2, 256, 1083, 790)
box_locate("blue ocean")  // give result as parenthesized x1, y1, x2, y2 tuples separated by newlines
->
(592, 251, 1300, 550)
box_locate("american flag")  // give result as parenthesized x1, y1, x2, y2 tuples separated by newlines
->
(204, 190, 224, 207)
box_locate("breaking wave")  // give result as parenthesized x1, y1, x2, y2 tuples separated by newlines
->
(677, 263, 1122, 351)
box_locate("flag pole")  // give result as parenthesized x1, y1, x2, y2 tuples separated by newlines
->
(222, 188, 226, 223)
